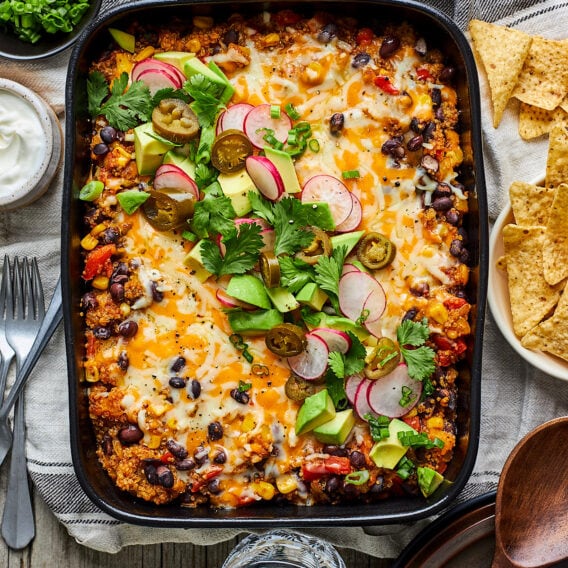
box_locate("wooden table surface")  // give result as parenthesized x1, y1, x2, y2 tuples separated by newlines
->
(0, 468, 392, 567)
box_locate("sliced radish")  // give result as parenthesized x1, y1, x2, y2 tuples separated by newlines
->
(362, 285, 387, 324)
(338, 271, 386, 323)
(335, 193, 363, 233)
(345, 373, 366, 406)
(354, 377, 376, 421)
(366, 364, 423, 418)
(245, 155, 284, 201)
(260, 228, 275, 252)
(216, 233, 226, 257)
(287, 333, 329, 380)
(244, 104, 292, 149)
(153, 164, 199, 200)
(218, 103, 254, 134)
(342, 263, 361, 276)
(136, 68, 181, 94)
(216, 289, 256, 311)
(132, 58, 185, 86)
(364, 317, 383, 338)
(310, 328, 352, 354)
(301, 175, 353, 226)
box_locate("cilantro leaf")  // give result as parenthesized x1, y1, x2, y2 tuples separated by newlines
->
(324, 369, 348, 410)
(397, 319, 436, 381)
(249, 191, 275, 225)
(314, 245, 348, 312)
(184, 74, 225, 127)
(151, 87, 191, 108)
(87, 71, 108, 117)
(200, 222, 263, 276)
(327, 351, 345, 378)
(278, 256, 315, 293)
(195, 163, 219, 190)
(191, 194, 236, 239)
(300, 307, 321, 327)
(96, 73, 153, 131)
(273, 197, 313, 256)
(397, 318, 430, 347)
(343, 332, 366, 376)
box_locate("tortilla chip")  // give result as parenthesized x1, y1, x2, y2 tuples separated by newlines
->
(496, 255, 507, 271)
(502, 224, 563, 337)
(512, 36, 568, 111)
(509, 181, 555, 227)
(543, 183, 568, 285)
(518, 103, 566, 140)
(560, 95, 568, 113)
(545, 122, 568, 188)
(521, 283, 568, 361)
(469, 20, 532, 128)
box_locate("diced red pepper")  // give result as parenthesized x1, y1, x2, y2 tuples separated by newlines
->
(402, 415, 421, 431)
(301, 456, 352, 482)
(416, 67, 432, 81)
(454, 338, 467, 355)
(433, 335, 453, 351)
(356, 28, 374, 45)
(373, 75, 400, 95)
(190, 465, 224, 493)
(160, 451, 175, 464)
(444, 297, 468, 310)
(82, 244, 116, 280)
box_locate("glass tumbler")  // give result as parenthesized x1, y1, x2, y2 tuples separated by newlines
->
(221, 529, 346, 568)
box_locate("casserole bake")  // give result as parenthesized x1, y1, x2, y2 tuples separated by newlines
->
(63, 0, 487, 526)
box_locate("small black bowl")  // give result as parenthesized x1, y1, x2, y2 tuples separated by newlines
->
(0, 0, 102, 61)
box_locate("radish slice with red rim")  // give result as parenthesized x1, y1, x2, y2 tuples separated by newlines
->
(244, 104, 292, 148)
(366, 363, 423, 418)
(153, 164, 199, 200)
(345, 373, 366, 406)
(310, 327, 352, 354)
(338, 270, 384, 323)
(245, 155, 285, 201)
(363, 316, 383, 338)
(362, 285, 387, 324)
(335, 193, 363, 233)
(354, 377, 377, 421)
(136, 68, 182, 94)
(342, 263, 361, 276)
(216, 289, 256, 311)
(287, 333, 329, 380)
(219, 103, 254, 133)
(301, 175, 353, 227)
(132, 58, 186, 86)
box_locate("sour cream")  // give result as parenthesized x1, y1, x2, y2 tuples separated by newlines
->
(0, 88, 46, 197)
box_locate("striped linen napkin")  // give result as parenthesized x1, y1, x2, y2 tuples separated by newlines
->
(1, 0, 567, 558)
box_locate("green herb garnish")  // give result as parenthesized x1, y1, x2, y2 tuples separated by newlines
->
(396, 319, 436, 381)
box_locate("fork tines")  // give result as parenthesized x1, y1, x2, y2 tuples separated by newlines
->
(2, 256, 44, 321)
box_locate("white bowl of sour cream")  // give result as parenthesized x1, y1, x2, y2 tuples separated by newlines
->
(0, 78, 62, 210)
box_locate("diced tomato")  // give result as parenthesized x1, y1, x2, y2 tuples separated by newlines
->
(416, 67, 433, 81)
(437, 351, 453, 367)
(373, 76, 400, 95)
(190, 466, 224, 493)
(356, 28, 374, 45)
(82, 244, 116, 280)
(454, 338, 467, 355)
(301, 456, 352, 482)
(444, 297, 468, 310)
(402, 415, 421, 431)
(160, 451, 175, 464)
(433, 335, 453, 351)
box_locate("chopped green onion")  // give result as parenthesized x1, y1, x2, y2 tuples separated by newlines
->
(365, 414, 391, 442)
(79, 180, 104, 202)
(270, 105, 281, 119)
(344, 470, 370, 486)
(238, 380, 252, 392)
(242, 348, 254, 363)
(356, 308, 370, 325)
(182, 230, 197, 242)
(399, 385, 417, 408)
(251, 363, 270, 376)
(117, 189, 150, 214)
(285, 102, 301, 120)
(396, 456, 415, 479)
(398, 431, 445, 449)
(230, 333, 254, 363)
(308, 138, 320, 152)
(342, 170, 360, 179)
(294, 121, 312, 133)
(287, 131, 298, 146)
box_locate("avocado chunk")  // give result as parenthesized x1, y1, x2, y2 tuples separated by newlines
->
(330, 230, 365, 255)
(134, 122, 177, 176)
(162, 149, 196, 179)
(295, 283, 328, 311)
(184, 59, 234, 103)
(228, 309, 284, 336)
(207, 61, 235, 104)
(302, 202, 336, 231)
(305, 312, 369, 341)
(183, 241, 212, 283)
(218, 170, 259, 217)
(417, 467, 444, 497)
(109, 28, 135, 53)
(264, 146, 301, 194)
(154, 51, 195, 72)
(226, 275, 271, 309)
(313, 409, 355, 445)
(266, 286, 300, 313)
(295, 389, 336, 436)
(369, 418, 416, 470)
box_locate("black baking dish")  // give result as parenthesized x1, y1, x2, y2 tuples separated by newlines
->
(62, 0, 488, 527)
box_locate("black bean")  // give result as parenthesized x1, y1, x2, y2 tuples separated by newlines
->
(207, 478, 221, 494)
(445, 210, 460, 226)
(317, 23, 337, 44)
(118, 320, 138, 338)
(223, 28, 239, 45)
(410, 281, 429, 297)
(100, 126, 117, 144)
(116, 130, 125, 143)
(110, 283, 125, 302)
(325, 476, 341, 494)
(156, 465, 174, 488)
(144, 462, 159, 485)
(431, 196, 453, 212)
(151, 281, 164, 302)
(342, 481, 358, 497)
(118, 351, 129, 371)
(352, 52, 371, 68)
(349, 451, 366, 469)
(169, 376, 186, 389)
(459, 248, 470, 265)
(329, 112, 344, 136)
(189, 379, 202, 399)
(370, 476, 385, 494)
(406, 135, 423, 152)
(230, 388, 250, 404)
(213, 449, 227, 464)
(211, 43, 222, 55)
(93, 326, 111, 340)
(449, 239, 463, 258)
(101, 227, 120, 244)
(421, 155, 439, 172)
(194, 446, 209, 465)
(102, 434, 113, 456)
(114, 261, 129, 276)
(435, 107, 444, 121)
(433, 183, 452, 199)
(439, 65, 455, 83)
(381, 137, 404, 156)
(208, 421, 223, 441)
(431, 88, 442, 107)
(379, 35, 401, 58)
(93, 143, 109, 156)
(171, 356, 186, 373)
(410, 117, 423, 133)
(175, 458, 196, 471)
(81, 292, 97, 310)
(403, 307, 419, 320)
(117, 424, 144, 445)
(166, 439, 188, 459)
(323, 445, 349, 457)
(423, 121, 436, 141)
(414, 38, 427, 56)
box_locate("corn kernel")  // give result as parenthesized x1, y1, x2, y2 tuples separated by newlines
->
(251, 481, 275, 500)
(92, 275, 109, 290)
(81, 234, 99, 251)
(166, 417, 178, 429)
(91, 223, 107, 237)
(193, 16, 213, 29)
(263, 33, 280, 47)
(119, 303, 131, 317)
(426, 301, 448, 324)
(276, 474, 298, 494)
(135, 46, 155, 61)
(242, 414, 256, 433)
(146, 434, 162, 449)
(84, 365, 99, 383)
(187, 38, 201, 53)
(149, 402, 170, 417)
(427, 416, 444, 430)
(301, 61, 325, 86)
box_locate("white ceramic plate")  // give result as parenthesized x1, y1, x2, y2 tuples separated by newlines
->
(488, 182, 568, 381)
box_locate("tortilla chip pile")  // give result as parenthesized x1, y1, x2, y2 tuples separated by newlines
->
(500, 125, 568, 361)
(469, 20, 568, 137)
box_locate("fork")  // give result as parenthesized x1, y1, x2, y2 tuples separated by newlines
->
(1, 256, 45, 550)
(0, 258, 16, 406)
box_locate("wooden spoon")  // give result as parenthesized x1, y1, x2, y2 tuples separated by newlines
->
(492, 416, 568, 567)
